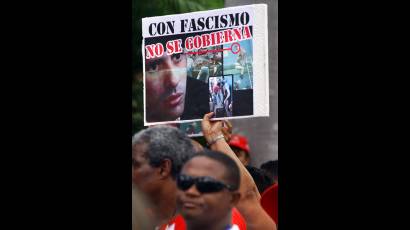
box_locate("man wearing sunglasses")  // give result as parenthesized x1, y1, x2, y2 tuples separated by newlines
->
(132, 125, 246, 229)
(176, 150, 242, 230)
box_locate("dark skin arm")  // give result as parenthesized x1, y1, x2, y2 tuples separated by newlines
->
(201, 112, 276, 230)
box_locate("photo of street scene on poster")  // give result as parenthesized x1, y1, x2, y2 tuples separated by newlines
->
(223, 39, 253, 91)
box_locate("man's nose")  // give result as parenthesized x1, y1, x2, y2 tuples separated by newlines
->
(184, 184, 201, 197)
(162, 59, 180, 89)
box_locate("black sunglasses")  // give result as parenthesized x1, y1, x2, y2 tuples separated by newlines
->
(176, 174, 235, 193)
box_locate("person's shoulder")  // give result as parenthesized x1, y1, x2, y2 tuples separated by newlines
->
(182, 77, 209, 120)
(187, 77, 206, 87)
(187, 76, 200, 83)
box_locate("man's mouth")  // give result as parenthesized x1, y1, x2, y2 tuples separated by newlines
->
(164, 92, 183, 107)
(181, 201, 201, 209)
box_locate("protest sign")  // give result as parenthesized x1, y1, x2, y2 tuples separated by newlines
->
(142, 4, 269, 125)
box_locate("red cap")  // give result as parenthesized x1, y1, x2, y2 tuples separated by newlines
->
(228, 134, 250, 153)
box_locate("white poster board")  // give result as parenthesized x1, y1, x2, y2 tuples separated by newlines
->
(142, 4, 269, 126)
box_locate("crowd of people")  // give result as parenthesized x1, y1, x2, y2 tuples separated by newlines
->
(132, 112, 278, 230)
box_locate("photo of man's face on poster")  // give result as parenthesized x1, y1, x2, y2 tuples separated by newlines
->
(145, 52, 188, 122)
(144, 36, 215, 124)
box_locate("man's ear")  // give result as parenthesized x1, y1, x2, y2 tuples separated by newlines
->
(244, 152, 250, 165)
(159, 159, 172, 179)
(230, 191, 241, 207)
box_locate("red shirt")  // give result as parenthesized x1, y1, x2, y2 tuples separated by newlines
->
(158, 207, 246, 230)
(213, 85, 221, 94)
(260, 183, 278, 225)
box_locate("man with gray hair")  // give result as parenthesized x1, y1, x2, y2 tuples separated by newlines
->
(132, 125, 196, 227)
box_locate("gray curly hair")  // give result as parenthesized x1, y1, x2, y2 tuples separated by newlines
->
(132, 125, 195, 179)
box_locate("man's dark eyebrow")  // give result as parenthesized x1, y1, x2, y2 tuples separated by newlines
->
(146, 53, 168, 62)
(145, 58, 164, 69)
(146, 56, 164, 62)
(172, 52, 187, 57)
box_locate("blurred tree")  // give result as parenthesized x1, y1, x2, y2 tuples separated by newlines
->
(132, 0, 224, 134)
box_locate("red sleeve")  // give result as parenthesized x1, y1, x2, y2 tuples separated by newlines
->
(232, 207, 247, 230)
(158, 215, 186, 230)
(260, 183, 278, 224)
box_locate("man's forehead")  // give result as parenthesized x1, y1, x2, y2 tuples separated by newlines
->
(132, 142, 148, 158)
(182, 156, 226, 180)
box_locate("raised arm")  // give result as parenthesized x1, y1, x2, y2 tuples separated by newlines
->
(201, 112, 276, 230)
